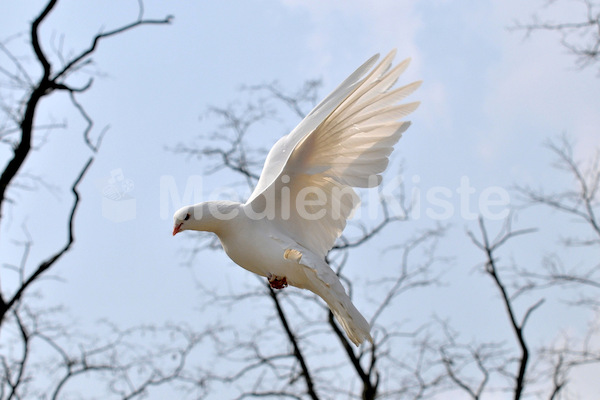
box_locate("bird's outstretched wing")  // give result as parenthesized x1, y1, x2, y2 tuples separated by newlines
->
(246, 53, 380, 205)
(245, 50, 421, 258)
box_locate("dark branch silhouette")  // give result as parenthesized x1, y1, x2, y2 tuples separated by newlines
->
(467, 216, 540, 400)
(0, 0, 171, 322)
(0, 157, 92, 323)
(0, 1, 191, 398)
(1, 305, 212, 399)
(268, 287, 319, 400)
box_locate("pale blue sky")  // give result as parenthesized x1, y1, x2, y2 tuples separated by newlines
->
(1, 0, 599, 398)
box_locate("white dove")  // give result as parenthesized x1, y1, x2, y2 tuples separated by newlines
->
(173, 50, 420, 345)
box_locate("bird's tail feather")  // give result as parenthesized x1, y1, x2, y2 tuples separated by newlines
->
(308, 277, 372, 346)
(291, 247, 373, 346)
(325, 290, 373, 346)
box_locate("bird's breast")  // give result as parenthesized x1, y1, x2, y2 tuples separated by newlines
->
(217, 218, 307, 285)
(218, 221, 281, 276)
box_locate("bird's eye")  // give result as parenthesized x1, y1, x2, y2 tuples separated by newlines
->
(184, 213, 190, 221)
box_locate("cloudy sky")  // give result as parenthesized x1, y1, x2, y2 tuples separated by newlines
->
(2, 0, 599, 397)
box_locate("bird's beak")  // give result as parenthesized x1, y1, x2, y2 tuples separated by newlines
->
(173, 222, 183, 236)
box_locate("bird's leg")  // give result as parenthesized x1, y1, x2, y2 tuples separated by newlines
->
(267, 272, 288, 289)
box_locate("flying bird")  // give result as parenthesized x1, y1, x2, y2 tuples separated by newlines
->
(173, 50, 420, 345)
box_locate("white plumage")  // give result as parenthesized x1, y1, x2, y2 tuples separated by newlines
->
(173, 50, 420, 345)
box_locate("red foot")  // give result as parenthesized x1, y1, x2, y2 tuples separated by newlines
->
(267, 273, 288, 289)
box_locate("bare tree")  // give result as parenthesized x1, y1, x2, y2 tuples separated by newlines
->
(0, 1, 216, 398)
(420, 2, 600, 395)
(516, 137, 600, 398)
(0, 302, 215, 399)
(463, 217, 541, 400)
(504, 2, 600, 394)
(0, 0, 171, 325)
(435, 137, 600, 400)
(513, 136, 599, 302)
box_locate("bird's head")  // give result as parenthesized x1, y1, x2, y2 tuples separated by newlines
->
(172, 205, 193, 236)
(172, 201, 240, 236)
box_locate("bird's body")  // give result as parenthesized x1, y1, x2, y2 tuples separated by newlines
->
(173, 50, 420, 346)
(201, 201, 302, 282)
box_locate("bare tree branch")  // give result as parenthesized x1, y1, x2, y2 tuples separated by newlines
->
(467, 216, 541, 400)
(510, 0, 600, 72)
(0, 0, 172, 227)
(1, 305, 212, 399)
(513, 136, 600, 305)
(0, 157, 93, 323)
(517, 136, 600, 240)
(68, 91, 108, 153)
(0, 2, 180, 397)
(267, 287, 320, 400)
(243, 80, 322, 119)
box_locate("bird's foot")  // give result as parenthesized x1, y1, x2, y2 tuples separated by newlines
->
(267, 272, 288, 289)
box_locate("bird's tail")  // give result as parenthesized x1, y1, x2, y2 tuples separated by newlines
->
(304, 268, 372, 346)
(323, 289, 373, 346)
(287, 247, 373, 346)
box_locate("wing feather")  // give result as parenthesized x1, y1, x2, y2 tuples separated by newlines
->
(245, 53, 381, 205)
(245, 50, 419, 257)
